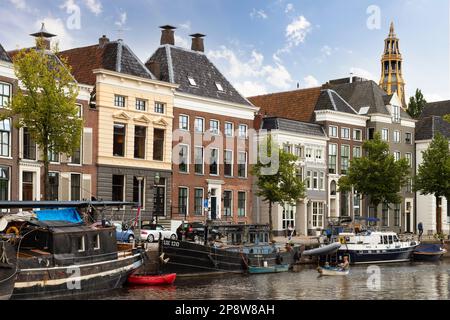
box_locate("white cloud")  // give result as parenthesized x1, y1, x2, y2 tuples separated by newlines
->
(250, 8, 268, 20)
(321, 45, 332, 56)
(208, 46, 293, 96)
(423, 93, 445, 102)
(83, 0, 102, 15)
(350, 67, 376, 81)
(179, 21, 191, 30)
(9, 0, 27, 10)
(174, 35, 189, 48)
(285, 3, 294, 14)
(115, 11, 127, 27)
(34, 18, 75, 50)
(286, 15, 312, 47)
(303, 75, 319, 88)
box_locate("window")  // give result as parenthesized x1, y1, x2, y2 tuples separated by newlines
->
(114, 95, 126, 108)
(179, 145, 189, 173)
(382, 204, 389, 227)
(405, 132, 412, 145)
(178, 187, 188, 216)
(0, 83, 11, 107)
(283, 143, 292, 154)
(368, 128, 375, 140)
(406, 178, 413, 193)
(341, 145, 350, 174)
(353, 129, 362, 141)
(405, 153, 412, 167)
(312, 202, 324, 228)
(392, 105, 401, 123)
(223, 191, 232, 217)
(319, 172, 325, 190)
(209, 148, 219, 175)
(134, 126, 147, 159)
(305, 148, 312, 159)
(23, 127, 36, 160)
(188, 77, 197, 86)
(71, 174, 81, 201)
(48, 172, 59, 201)
(194, 188, 204, 216)
(330, 181, 337, 196)
(71, 137, 81, 164)
(238, 192, 246, 217)
(340, 191, 349, 216)
(381, 129, 389, 141)
(353, 192, 361, 217)
(238, 125, 247, 139)
(329, 144, 337, 174)
(154, 102, 165, 114)
(341, 128, 350, 140)
(194, 147, 204, 174)
(48, 147, 59, 163)
(113, 124, 126, 157)
(313, 172, 318, 190)
(282, 205, 295, 231)
(195, 118, 204, 133)
(294, 145, 303, 158)
(238, 152, 247, 178)
(224, 150, 233, 177)
(215, 82, 224, 91)
(353, 146, 361, 158)
(210, 120, 219, 135)
(0, 119, 11, 157)
(0, 167, 9, 201)
(315, 149, 323, 160)
(153, 129, 165, 161)
(112, 175, 124, 202)
(394, 151, 401, 162)
(179, 115, 189, 130)
(225, 122, 234, 137)
(393, 131, 400, 143)
(305, 171, 311, 189)
(136, 99, 146, 111)
(133, 177, 145, 206)
(394, 204, 400, 227)
(93, 234, 100, 250)
(76, 104, 82, 118)
(77, 236, 85, 252)
(329, 126, 338, 138)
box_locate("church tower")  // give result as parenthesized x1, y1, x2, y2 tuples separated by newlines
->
(379, 22, 406, 107)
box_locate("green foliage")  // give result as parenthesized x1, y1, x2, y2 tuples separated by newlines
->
(338, 133, 410, 208)
(0, 38, 83, 199)
(407, 89, 427, 119)
(414, 133, 450, 199)
(444, 114, 450, 123)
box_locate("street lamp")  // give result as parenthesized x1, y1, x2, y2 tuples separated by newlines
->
(136, 176, 144, 242)
(153, 172, 161, 225)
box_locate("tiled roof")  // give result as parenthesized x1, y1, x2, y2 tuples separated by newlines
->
(315, 89, 358, 114)
(60, 40, 154, 85)
(0, 43, 11, 63)
(248, 87, 322, 122)
(416, 116, 450, 141)
(147, 45, 252, 106)
(421, 100, 450, 119)
(261, 117, 326, 137)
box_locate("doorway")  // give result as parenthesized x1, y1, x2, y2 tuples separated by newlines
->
(22, 172, 34, 201)
(211, 197, 217, 220)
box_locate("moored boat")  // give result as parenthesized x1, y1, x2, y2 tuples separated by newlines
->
(413, 244, 446, 262)
(128, 273, 176, 285)
(317, 265, 349, 276)
(0, 240, 17, 300)
(248, 264, 290, 274)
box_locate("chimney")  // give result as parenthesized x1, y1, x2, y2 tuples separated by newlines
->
(160, 25, 176, 45)
(99, 35, 110, 48)
(190, 33, 206, 52)
(30, 23, 56, 50)
(147, 60, 161, 80)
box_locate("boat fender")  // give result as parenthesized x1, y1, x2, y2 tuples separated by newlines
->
(339, 237, 346, 244)
(6, 226, 19, 236)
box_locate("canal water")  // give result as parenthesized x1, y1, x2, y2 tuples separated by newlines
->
(98, 260, 450, 300)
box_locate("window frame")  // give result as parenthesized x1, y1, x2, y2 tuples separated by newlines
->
(237, 151, 247, 178)
(178, 187, 189, 216)
(113, 123, 126, 157)
(238, 124, 248, 139)
(152, 128, 165, 161)
(178, 144, 189, 173)
(224, 149, 233, 177)
(209, 148, 219, 176)
(179, 114, 189, 131)
(194, 188, 204, 216)
(134, 125, 147, 160)
(341, 144, 350, 175)
(381, 128, 389, 142)
(0, 82, 11, 108)
(0, 118, 11, 158)
(237, 191, 246, 217)
(341, 127, 351, 140)
(353, 129, 362, 141)
(70, 173, 81, 201)
(135, 98, 147, 111)
(194, 146, 204, 175)
(195, 117, 205, 133)
(114, 95, 126, 108)
(209, 119, 220, 135)
(329, 126, 338, 138)
(154, 101, 165, 114)
(112, 174, 125, 202)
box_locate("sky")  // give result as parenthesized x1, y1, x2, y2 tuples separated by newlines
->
(1, 0, 449, 102)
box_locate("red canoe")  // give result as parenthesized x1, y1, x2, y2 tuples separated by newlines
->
(128, 273, 176, 286)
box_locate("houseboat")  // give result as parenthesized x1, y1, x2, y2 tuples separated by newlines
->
(0, 201, 146, 299)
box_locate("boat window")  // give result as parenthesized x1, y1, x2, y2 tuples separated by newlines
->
(394, 236, 399, 242)
(77, 236, 85, 252)
(93, 234, 100, 250)
(380, 236, 383, 244)
(388, 236, 393, 244)
(383, 236, 388, 244)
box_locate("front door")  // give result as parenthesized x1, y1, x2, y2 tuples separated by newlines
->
(22, 172, 33, 201)
(211, 197, 217, 220)
(406, 212, 411, 233)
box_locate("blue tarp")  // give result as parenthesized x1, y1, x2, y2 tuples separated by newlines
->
(36, 208, 82, 224)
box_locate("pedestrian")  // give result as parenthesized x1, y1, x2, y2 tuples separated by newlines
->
(418, 222, 423, 241)
(288, 224, 294, 240)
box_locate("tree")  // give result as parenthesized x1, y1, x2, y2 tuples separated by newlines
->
(414, 133, 450, 235)
(251, 136, 306, 242)
(339, 133, 410, 219)
(407, 89, 427, 119)
(0, 39, 82, 200)
(444, 114, 450, 123)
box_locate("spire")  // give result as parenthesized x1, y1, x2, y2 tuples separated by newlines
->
(388, 21, 396, 38)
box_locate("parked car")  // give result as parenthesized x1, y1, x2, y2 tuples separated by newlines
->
(92, 220, 135, 243)
(176, 222, 222, 241)
(140, 224, 177, 242)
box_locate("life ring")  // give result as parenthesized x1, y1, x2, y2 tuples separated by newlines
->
(339, 237, 346, 244)
(6, 226, 19, 236)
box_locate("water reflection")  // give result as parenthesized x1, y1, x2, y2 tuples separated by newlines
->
(98, 261, 450, 300)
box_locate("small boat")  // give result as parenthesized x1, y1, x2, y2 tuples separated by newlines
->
(128, 273, 176, 286)
(318, 266, 349, 276)
(413, 244, 447, 262)
(248, 264, 290, 274)
(303, 243, 341, 256)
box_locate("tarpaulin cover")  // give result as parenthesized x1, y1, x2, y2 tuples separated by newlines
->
(36, 208, 82, 224)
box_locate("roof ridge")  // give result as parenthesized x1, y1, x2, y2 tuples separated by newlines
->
(249, 86, 322, 99)
(165, 45, 175, 83)
(121, 42, 155, 80)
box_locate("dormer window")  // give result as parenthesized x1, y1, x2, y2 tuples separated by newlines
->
(188, 77, 197, 86)
(215, 82, 224, 91)
(392, 105, 401, 123)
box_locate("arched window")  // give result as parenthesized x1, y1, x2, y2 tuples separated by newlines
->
(330, 181, 337, 196)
